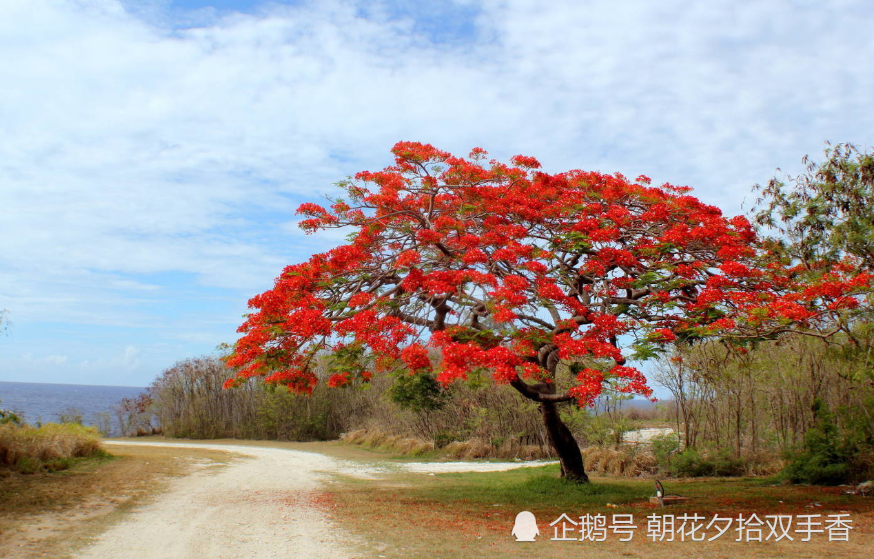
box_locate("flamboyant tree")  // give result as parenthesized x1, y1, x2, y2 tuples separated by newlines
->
(226, 142, 867, 482)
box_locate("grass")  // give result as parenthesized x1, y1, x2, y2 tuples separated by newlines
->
(321, 462, 874, 559)
(410, 464, 648, 510)
(342, 428, 550, 461)
(0, 423, 104, 474)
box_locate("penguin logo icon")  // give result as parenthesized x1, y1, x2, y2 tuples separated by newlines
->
(511, 511, 539, 541)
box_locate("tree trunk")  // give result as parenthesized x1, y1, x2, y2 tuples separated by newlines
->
(509, 354, 589, 483)
(540, 400, 589, 483)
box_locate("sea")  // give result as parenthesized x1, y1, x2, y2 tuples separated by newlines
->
(0, 381, 146, 434)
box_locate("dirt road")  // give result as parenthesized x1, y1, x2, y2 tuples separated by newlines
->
(73, 441, 550, 559)
(73, 441, 364, 559)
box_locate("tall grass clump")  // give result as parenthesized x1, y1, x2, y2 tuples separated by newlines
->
(341, 428, 436, 456)
(0, 423, 104, 474)
(581, 446, 659, 477)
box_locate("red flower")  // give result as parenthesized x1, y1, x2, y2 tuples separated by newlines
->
(395, 250, 421, 268)
(226, 141, 847, 454)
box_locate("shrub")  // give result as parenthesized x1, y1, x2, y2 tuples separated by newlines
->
(668, 449, 745, 478)
(650, 432, 681, 470)
(58, 407, 84, 425)
(783, 455, 850, 485)
(0, 399, 21, 426)
(0, 422, 104, 474)
(433, 430, 462, 448)
(782, 402, 854, 485)
(389, 371, 451, 412)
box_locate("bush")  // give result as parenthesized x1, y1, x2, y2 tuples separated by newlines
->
(0, 399, 21, 426)
(783, 455, 850, 486)
(669, 449, 745, 478)
(389, 372, 450, 412)
(0, 422, 104, 474)
(782, 401, 855, 485)
(58, 407, 84, 425)
(433, 430, 462, 448)
(650, 432, 681, 470)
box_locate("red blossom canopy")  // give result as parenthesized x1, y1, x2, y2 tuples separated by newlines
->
(226, 142, 871, 406)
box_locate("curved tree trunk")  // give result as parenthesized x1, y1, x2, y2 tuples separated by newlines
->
(510, 375, 589, 483)
(540, 400, 589, 483)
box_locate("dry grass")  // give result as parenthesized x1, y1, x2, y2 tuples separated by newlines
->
(342, 429, 436, 457)
(342, 429, 370, 445)
(633, 451, 659, 474)
(342, 428, 551, 461)
(394, 437, 435, 456)
(0, 423, 104, 474)
(582, 446, 660, 477)
(444, 439, 493, 459)
(742, 453, 786, 476)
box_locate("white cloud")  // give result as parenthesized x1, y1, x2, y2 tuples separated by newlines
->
(77, 345, 141, 371)
(0, 0, 872, 383)
(19, 353, 69, 366)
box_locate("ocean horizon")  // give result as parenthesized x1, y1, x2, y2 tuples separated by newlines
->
(0, 380, 146, 434)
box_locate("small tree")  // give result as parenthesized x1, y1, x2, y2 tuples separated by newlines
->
(226, 142, 840, 482)
(115, 394, 158, 437)
(754, 142, 874, 271)
(754, 143, 874, 381)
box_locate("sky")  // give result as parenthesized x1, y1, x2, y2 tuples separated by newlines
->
(0, 0, 872, 389)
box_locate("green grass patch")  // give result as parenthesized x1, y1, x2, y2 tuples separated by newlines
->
(410, 465, 650, 512)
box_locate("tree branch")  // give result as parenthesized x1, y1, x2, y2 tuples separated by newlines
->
(509, 377, 575, 403)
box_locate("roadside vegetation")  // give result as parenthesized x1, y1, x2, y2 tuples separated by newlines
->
(128, 328, 874, 486)
(118, 327, 874, 485)
(0, 422, 106, 475)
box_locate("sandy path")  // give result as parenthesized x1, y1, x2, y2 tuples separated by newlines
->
(74, 441, 365, 559)
(73, 440, 555, 559)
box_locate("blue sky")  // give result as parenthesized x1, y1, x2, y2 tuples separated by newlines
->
(1, 0, 872, 389)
